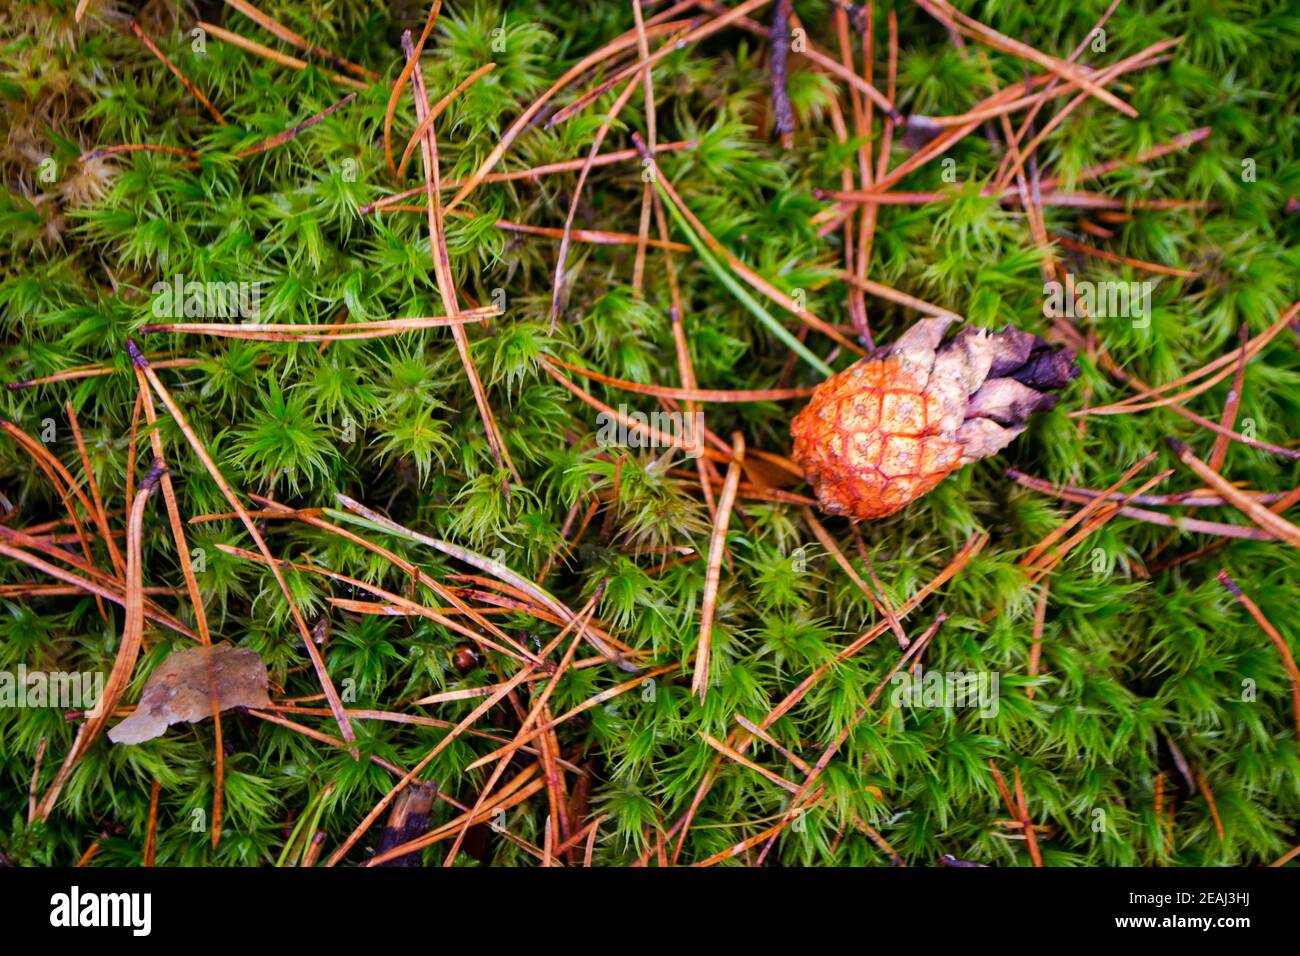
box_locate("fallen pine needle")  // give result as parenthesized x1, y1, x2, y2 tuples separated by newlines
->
(1167, 439, 1300, 548)
(694, 432, 745, 700)
(1218, 571, 1300, 750)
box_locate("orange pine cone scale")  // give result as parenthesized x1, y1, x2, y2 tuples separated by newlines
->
(791, 317, 1078, 521)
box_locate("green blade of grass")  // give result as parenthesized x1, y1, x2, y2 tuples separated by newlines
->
(648, 176, 836, 378)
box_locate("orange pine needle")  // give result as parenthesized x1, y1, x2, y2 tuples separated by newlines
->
(130, 19, 225, 124)
(694, 433, 745, 700)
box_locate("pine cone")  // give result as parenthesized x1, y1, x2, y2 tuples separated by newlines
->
(790, 317, 1078, 520)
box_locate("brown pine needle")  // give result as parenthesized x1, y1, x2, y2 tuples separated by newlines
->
(541, 361, 727, 464)
(222, 0, 376, 81)
(377, 209, 693, 251)
(1193, 764, 1226, 842)
(215, 544, 538, 666)
(76, 842, 102, 867)
(65, 401, 126, 579)
(234, 91, 357, 159)
(78, 143, 200, 164)
(583, 815, 603, 865)
(552, 813, 604, 858)
(1007, 471, 1279, 541)
(140, 310, 494, 341)
(443, 214, 689, 251)
(804, 508, 909, 648)
(1014, 766, 1044, 866)
(542, 355, 813, 402)
(694, 432, 745, 701)
(333, 494, 635, 667)
(403, 32, 519, 483)
(27, 736, 46, 825)
(1167, 439, 1300, 548)
(633, 132, 865, 356)
(702, 732, 801, 793)
(8, 357, 202, 390)
(989, 0, 1122, 191)
(365, 768, 549, 866)
(134, 369, 224, 847)
(993, 35, 1182, 192)
(34, 460, 165, 822)
(445, 14, 698, 210)
(831, 6, 865, 339)
(811, 71, 1097, 216)
(1040, 127, 1212, 191)
(988, 761, 1019, 818)
(1209, 326, 1250, 473)
(248, 708, 402, 777)
(1026, 468, 1173, 582)
(265, 704, 583, 769)
(670, 533, 986, 863)
(1271, 842, 1300, 867)
(127, 341, 357, 749)
(1078, 301, 1300, 416)
(693, 811, 812, 867)
(144, 779, 161, 866)
(1051, 234, 1199, 278)
(0, 534, 197, 638)
(396, 62, 497, 179)
(1218, 571, 1300, 749)
(734, 714, 811, 774)
(546, 0, 773, 131)
(855, 815, 905, 865)
(1027, 582, 1049, 700)
(839, 272, 963, 319)
(197, 21, 368, 89)
(382, 0, 443, 177)
(915, 0, 1136, 117)
(266, 508, 536, 665)
(825, 187, 1206, 212)
(325, 663, 539, 866)
(247, 493, 532, 660)
(1007, 471, 1291, 509)
(442, 589, 603, 865)
(461, 664, 679, 771)
(1, 419, 104, 616)
(753, 615, 945, 865)
(630, 0, 658, 294)
(551, 73, 642, 330)
(130, 20, 225, 124)
(1022, 452, 1158, 567)
(1159, 402, 1297, 461)
(361, 140, 696, 214)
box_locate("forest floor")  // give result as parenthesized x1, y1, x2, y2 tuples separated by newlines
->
(1, 0, 1298, 867)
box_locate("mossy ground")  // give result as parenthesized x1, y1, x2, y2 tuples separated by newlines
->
(1, 0, 1298, 866)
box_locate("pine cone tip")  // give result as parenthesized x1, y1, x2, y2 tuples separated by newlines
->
(791, 319, 1078, 520)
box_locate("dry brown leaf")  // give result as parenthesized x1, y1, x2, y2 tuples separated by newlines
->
(109, 642, 270, 745)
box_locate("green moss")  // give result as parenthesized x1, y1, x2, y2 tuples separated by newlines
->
(0, 0, 1297, 866)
